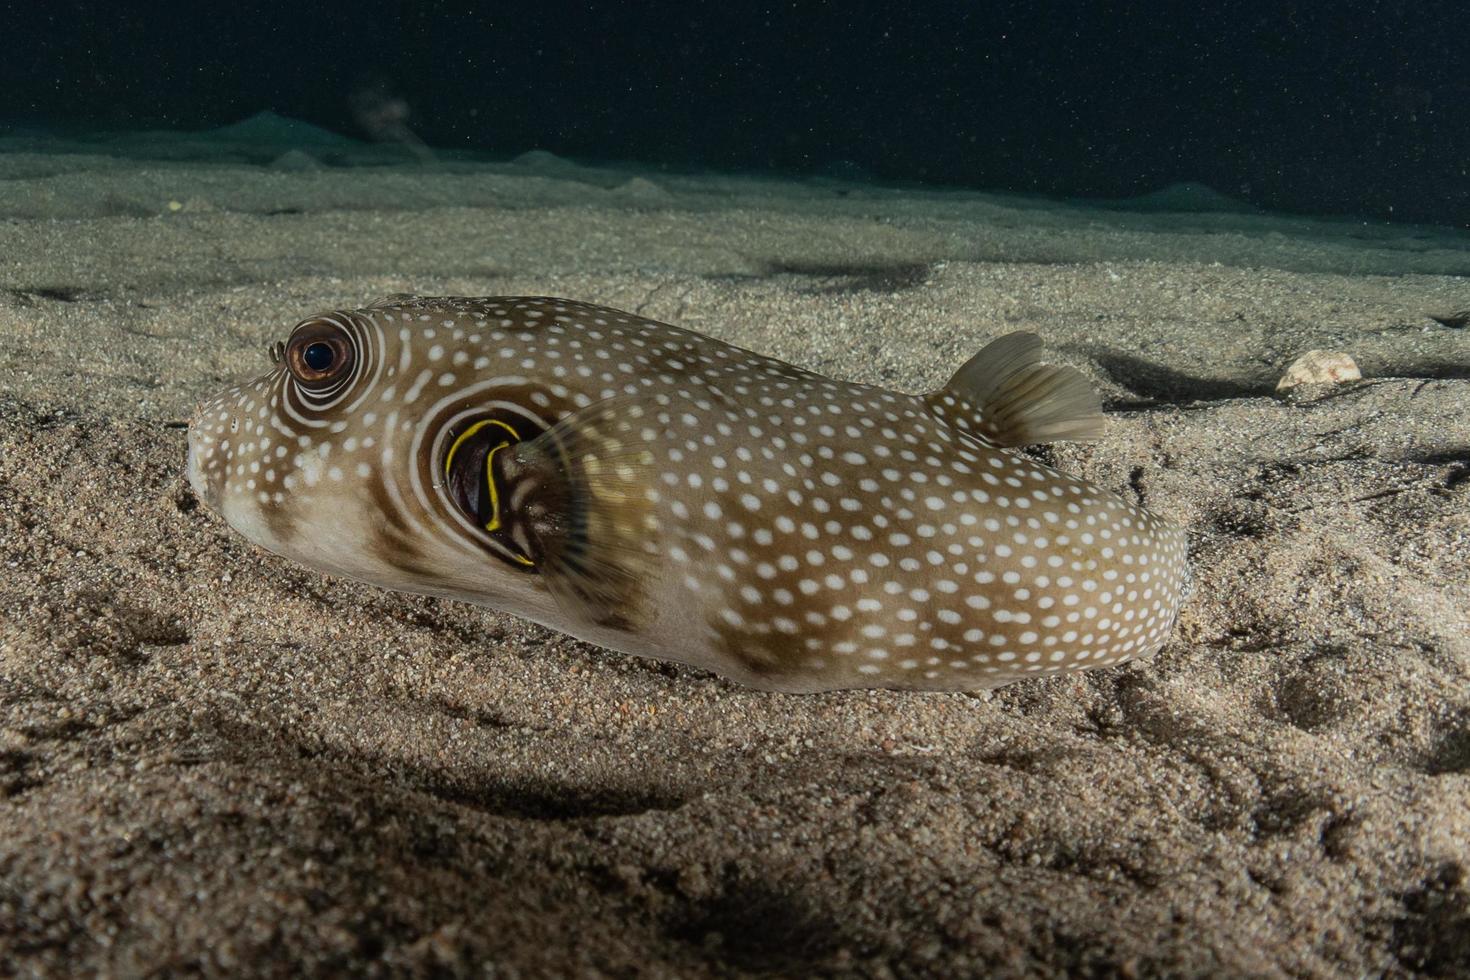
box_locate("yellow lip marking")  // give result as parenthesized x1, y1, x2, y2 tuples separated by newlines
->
(443, 418, 535, 567)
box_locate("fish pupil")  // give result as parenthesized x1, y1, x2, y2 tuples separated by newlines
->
(303, 342, 335, 372)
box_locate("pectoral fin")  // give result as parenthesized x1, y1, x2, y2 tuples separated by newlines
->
(494, 396, 664, 631)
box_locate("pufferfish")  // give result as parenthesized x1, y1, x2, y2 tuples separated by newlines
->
(186, 295, 1188, 693)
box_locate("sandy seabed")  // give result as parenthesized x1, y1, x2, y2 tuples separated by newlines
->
(1, 124, 1469, 976)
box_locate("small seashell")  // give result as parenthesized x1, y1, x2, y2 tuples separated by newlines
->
(1427, 310, 1469, 329)
(1276, 350, 1362, 392)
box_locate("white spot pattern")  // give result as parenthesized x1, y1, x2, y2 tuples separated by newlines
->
(186, 296, 1189, 693)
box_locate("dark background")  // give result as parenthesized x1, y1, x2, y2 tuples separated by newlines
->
(5, 0, 1468, 228)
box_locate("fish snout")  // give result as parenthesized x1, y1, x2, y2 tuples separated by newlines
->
(185, 431, 208, 501)
(184, 406, 224, 509)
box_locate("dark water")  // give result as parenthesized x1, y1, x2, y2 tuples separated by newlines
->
(5, 0, 1468, 228)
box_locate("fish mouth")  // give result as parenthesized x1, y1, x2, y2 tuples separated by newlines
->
(439, 407, 549, 553)
(185, 438, 207, 499)
(184, 419, 218, 508)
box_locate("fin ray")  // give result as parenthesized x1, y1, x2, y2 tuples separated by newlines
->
(367, 293, 421, 309)
(501, 396, 663, 630)
(930, 331, 1106, 447)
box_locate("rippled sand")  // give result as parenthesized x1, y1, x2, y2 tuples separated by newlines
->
(2, 126, 1468, 975)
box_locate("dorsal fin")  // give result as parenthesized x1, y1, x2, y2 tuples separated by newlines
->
(367, 293, 421, 309)
(926, 332, 1106, 447)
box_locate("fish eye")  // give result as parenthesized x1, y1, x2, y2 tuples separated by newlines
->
(285, 320, 355, 387)
(303, 342, 335, 371)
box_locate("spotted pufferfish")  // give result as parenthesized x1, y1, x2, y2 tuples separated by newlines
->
(186, 295, 1188, 693)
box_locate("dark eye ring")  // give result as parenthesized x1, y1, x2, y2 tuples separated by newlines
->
(285, 320, 355, 386)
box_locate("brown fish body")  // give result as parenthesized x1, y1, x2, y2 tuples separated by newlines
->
(187, 296, 1188, 692)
